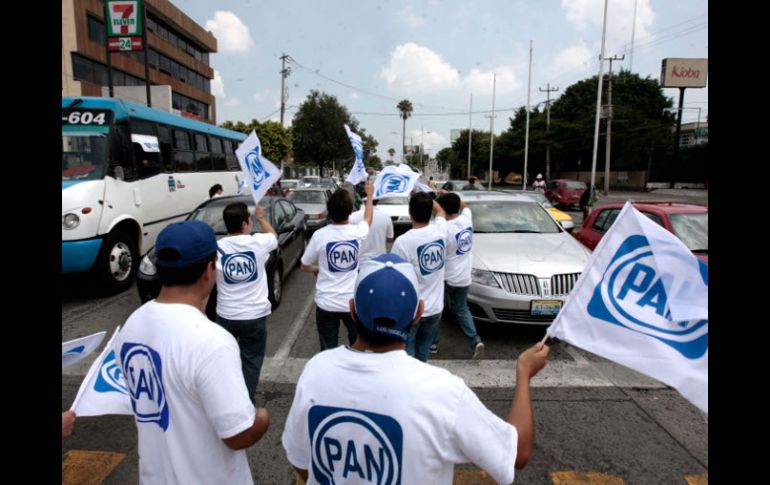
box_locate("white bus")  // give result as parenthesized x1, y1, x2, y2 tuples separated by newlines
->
(62, 96, 247, 292)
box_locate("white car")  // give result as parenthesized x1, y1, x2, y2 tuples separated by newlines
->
(375, 196, 411, 238)
(461, 191, 591, 325)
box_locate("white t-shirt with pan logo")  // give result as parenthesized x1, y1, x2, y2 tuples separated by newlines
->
(301, 222, 370, 312)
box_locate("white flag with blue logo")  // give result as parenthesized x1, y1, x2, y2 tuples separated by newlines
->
(71, 326, 132, 416)
(62, 330, 106, 369)
(235, 131, 281, 204)
(344, 124, 367, 186)
(548, 202, 708, 413)
(373, 163, 420, 199)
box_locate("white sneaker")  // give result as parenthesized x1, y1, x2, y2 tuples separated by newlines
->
(472, 341, 485, 359)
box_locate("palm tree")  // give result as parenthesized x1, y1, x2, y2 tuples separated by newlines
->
(387, 147, 396, 163)
(396, 99, 413, 162)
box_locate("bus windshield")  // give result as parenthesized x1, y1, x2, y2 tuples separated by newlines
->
(62, 130, 109, 181)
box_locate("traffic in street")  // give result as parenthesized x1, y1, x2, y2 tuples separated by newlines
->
(62, 188, 707, 485)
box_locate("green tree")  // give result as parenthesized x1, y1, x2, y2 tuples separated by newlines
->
(450, 129, 491, 178)
(396, 99, 413, 157)
(387, 147, 396, 164)
(220, 119, 292, 164)
(291, 91, 377, 174)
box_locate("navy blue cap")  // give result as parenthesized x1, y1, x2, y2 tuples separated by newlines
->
(354, 254, 420, 342)
(155, 220, 217, 269)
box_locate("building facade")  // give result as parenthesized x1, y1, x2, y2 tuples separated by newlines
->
(62, 0, 218, 124)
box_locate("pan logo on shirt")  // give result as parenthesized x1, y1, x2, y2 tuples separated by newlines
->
(120, 343, 169, 431)
(455, 227, 473, 255)
(327, 240, 359, 272)
(222, 251, 258, 284)
(417, 239, 445, 275)
(309, 405, 402, 485)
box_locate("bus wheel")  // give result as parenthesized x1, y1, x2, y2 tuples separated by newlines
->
(95, 230, 138, 294)
(268, 264, 283, 310)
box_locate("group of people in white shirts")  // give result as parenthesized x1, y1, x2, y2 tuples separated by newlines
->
(108, 179, 550, 484)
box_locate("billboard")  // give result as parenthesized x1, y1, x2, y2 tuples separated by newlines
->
(660, 58, 708, 88)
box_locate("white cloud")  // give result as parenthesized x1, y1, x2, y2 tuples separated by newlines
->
(561, 0, 654, 53)
(211, 70, 225, 98)
(224, 98, 240, 107)
(205, 11, 253, 54)
(398, 6, 426, 28)
(551, 43, 594, 75)
(407, 131, 446, 151)
(380, 43, 460, 92)
(254, 89, 276, 103)
(351, 92, 361, 99)
(463, 66, 520, 94)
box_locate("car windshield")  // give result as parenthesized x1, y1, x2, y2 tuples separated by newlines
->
(378, 197, 409, 205)
(565, 181, 587, 190)
(301, 176, 319, 184)
(282, 180, 299, 188)
(62, 131, 109, 181)
(467, 200, 561, 233)
(189, 199, 272, 235)
(670, 212, 708, 251)
(288, 191, 326, 204)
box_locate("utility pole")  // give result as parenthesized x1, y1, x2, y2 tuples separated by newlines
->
(279, 53, 292, 127)
(486, 73, 497, 190)
(467, 93, 473, 178)
(602, 54, 624, 196)
(590, 0, 610, 203)
(629, 0, 638, 71)
(539, 83, 559, 181)
(523, 40, 533, 190)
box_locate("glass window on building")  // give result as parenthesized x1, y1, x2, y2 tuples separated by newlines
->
(72, 54, 93, 83)
(148, 49, 159, 68)
(87, 16, 106, 46)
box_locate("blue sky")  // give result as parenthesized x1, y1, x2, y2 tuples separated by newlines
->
(174, 0, 707, 159)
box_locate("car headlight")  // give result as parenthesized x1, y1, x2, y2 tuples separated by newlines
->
(471, 269, 500, 288)
(62, 213, 80, 230)
(139, 254, 157, 276)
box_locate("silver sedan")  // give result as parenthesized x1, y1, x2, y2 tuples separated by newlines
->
(462, 192, 591, 325)
(287, 188, 332, 232)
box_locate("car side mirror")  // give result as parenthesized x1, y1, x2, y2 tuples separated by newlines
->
(111, 165, 125, 181)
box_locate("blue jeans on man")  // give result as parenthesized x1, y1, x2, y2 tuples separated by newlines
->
(215, 315, 267, 403)
(316, 307, 358, 351)
(407, 313, 442, 362)
(445, 284, 483, 350)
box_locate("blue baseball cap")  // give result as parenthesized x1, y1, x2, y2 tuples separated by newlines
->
(354, 254, 420, 342)
(155, 220, 217, 269)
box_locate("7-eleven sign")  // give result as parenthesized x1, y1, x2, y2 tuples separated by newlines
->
(106, 0, 143, 37)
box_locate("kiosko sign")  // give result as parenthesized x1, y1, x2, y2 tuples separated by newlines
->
(660, 58, 708, 88)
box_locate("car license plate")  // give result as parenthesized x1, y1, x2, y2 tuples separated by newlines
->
(531, 300, 562, 316)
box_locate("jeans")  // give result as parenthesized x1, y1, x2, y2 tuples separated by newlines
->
(445, 284, 482, 349)
(316, 307, 358, 351)
(407, 313, 442, 362)
(215, 315, 267, 403)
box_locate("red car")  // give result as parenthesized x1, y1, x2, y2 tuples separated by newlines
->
(545, 179, 587, 208)
(574, 202, 708, 263)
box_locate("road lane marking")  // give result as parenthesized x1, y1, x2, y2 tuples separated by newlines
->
(551, 471, 624, 484)
(62, 450, 125, 485)
(274, 289, 315, 359)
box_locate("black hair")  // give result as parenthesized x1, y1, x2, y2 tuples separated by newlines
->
(409, 192, 433, 223)
(209, 184, 223, 198)
(157, 253, 216, 287)
(353, 317, 410, 347)
(437, 192, 461, 215)
(223, 202, 250, 233)
(327, 188, 354, 222)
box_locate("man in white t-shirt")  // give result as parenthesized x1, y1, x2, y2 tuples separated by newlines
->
(435, 191, 484, 358)
(349, 198, 394, 266)
(301, 180, 374, 350)
(215, 201, 278, 402)
(282, 254, 550, 485)
(115, 221, 270, 484)
(390, 192, 448, 362)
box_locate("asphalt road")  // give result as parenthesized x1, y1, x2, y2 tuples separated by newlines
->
(61, 189, 708, 484)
